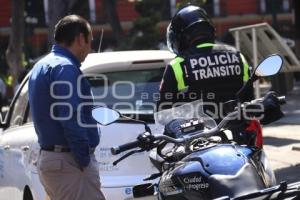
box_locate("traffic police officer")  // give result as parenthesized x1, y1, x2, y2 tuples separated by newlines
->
(157, 5, 254, 120)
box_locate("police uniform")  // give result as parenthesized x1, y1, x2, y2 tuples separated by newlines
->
(158, 42, 254, 116)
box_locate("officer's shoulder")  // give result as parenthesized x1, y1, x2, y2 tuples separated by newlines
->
(213, 43, 239, 52)
(169, 56, 184, 64)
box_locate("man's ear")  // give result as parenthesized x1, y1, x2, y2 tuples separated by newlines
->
(72, 34, 80, 47)
(79, 33, 87, 46)
(75, 33, 84, 47)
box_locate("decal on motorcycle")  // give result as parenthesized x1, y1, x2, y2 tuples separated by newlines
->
(160, 187, 183, 196)
(159, 181, 183, 196)
(183, 176, 209, 190)
(159, 173, 183, 196)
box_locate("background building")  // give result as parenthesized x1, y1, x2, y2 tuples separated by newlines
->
(0, 0, 295, 77)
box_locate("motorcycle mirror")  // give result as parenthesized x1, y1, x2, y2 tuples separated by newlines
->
(92, 107, 120, 125)
(236, 54, 283, 101)
(92, 107, 152, 132)
(254, 54, 283, 78)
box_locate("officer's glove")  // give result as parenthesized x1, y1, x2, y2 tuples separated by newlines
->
(260, 91, 284, 125)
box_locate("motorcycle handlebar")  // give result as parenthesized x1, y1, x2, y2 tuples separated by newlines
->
(111, 134, 185, 155)
(111, 140, 140, 155)
(111, 95, 286, 155)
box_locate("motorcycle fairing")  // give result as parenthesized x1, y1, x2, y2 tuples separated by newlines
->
(159, 171, 183, 197)
(159, 161, 210, 199)
(158, 144, 267, 199)
(183, 144, 247, 175)
(209, 163, 265, 198)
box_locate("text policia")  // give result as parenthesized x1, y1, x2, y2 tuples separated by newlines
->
(188, 53, 242, 80)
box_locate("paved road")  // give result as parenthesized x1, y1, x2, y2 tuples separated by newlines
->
(263, 82, 300, 183)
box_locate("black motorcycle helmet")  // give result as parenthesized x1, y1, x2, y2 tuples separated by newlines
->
(167, 5, 216, 54)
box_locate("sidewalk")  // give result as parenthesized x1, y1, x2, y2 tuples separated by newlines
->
(263, 81, 300, 183)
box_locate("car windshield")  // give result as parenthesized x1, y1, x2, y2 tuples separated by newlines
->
(88, 68, 164, 121)
(154, 99, 217, 130)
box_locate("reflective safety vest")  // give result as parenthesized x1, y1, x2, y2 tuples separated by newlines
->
(170, 43, 250, 91)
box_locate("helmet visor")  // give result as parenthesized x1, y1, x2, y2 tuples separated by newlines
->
(166, 24, 178, 54)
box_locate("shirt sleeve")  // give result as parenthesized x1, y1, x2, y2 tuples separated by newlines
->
(157, 64, 178, 111)
(51, 64, 91, 167)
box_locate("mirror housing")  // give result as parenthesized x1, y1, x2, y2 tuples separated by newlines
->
(92, 107, 152, 132)
(237, 54, 283, 101)
(254, 54, 283, 78)
(92, 107, 120, 125)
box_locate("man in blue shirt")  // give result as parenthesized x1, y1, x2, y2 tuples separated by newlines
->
(28, 15, 106, 200)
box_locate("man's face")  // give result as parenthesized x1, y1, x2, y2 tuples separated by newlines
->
(82, 32, 93, 61)
(78, 29, 93, 62)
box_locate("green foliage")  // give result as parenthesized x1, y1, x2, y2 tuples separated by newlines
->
(134, 0, 162, 17)
(117, 0, 209, 50)
(119, 0, 162, 50)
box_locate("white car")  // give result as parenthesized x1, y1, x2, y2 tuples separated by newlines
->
(0, 50, 175, 200)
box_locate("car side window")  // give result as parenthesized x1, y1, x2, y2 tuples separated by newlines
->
(10, 82, 29, 127)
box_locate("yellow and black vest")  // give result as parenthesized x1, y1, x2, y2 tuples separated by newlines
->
(169, 43, 250, 103)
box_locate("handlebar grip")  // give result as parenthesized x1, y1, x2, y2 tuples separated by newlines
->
(278, 96, 286, 105)
(111, 140, 140, 155)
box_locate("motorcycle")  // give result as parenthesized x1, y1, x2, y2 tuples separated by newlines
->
(92, 54, 300, 199)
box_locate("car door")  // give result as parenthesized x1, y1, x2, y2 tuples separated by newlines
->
(87, 67, 164, 199)
(0, 80, 39, 200)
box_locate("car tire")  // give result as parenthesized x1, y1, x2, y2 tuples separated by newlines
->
(23, 186, 33, 200)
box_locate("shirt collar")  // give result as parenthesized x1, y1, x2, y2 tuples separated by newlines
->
(51, 44, 81, 67)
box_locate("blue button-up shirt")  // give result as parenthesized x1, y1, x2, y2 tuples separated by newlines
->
(28, 44, 99, 167)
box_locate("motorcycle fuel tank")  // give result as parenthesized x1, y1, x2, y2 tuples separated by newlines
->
(158, 144, 265, 199)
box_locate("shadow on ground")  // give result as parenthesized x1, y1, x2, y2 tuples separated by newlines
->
(264, 136, 300, 147)
(275, 164, 300, 183)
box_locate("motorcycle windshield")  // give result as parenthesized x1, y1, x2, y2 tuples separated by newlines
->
(154, 100, 217, 130)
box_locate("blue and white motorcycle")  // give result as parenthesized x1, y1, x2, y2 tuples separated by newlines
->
(92, 54, 300, 200)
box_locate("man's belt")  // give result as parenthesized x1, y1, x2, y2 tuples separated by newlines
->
(41, 145, 95, 154)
